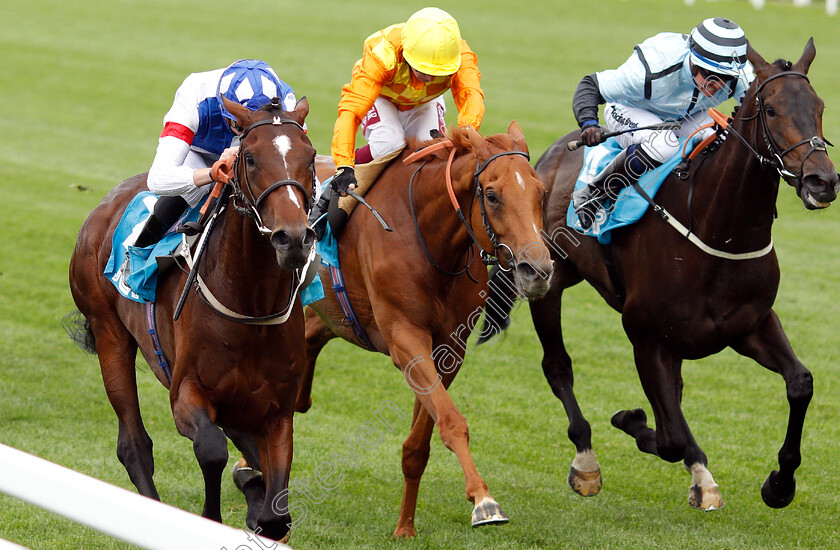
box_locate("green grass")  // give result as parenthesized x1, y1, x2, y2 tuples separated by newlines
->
(2, 0, 840, 548)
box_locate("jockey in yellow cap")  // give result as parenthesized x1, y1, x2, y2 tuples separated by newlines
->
(326, 7, 485, 208)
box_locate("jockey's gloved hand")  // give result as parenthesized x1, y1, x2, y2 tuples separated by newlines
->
(580, 121, 605, 147)
(332, 166, 356, 196)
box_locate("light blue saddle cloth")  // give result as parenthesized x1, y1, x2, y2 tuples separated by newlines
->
(104, 191, 325, 305)
(566, 137, 695, 244)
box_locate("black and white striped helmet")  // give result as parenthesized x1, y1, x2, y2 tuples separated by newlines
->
(688, 18, 747, 76)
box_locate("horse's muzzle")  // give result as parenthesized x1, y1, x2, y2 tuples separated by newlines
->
(513, 259, 554, 298)
(799, 170, 839, 209)
(271, 225, 316, 270)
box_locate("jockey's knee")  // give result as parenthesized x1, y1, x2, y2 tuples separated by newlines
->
(367, 126, 407, 160)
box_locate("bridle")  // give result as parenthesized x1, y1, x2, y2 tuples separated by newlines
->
(229, 115, 314, 235)
(724, 71, 831, 189)
(405, 141, 529, 278)
(179, 111, 317, 325)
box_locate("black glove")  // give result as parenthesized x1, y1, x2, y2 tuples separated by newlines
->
(580, 123, 605, 147)
(332, 166, 356, 196)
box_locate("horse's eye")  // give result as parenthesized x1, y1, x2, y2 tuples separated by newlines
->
(245, 153, 256, 167)
(485, 190, 499, 205)
(765, 105, 777, 117)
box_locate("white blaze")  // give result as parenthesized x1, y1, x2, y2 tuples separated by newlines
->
(515, 171, 526, 190)
(273, 135, 292, 171)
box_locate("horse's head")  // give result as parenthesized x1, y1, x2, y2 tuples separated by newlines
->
(221, 96, 317, 269)
(745, 39, 838, 209)
(460, 123, 554, 298)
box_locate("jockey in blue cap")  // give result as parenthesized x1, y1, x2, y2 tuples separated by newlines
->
(571, 18, 755, 230)
(133, 59, 296, 247)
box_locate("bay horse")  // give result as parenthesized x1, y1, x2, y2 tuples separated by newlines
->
(66, 97, 316, 541)
(480, 40, 837, 510)
(288, 124, 553, 537)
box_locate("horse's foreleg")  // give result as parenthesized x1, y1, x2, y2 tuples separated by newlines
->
(172, 384, 228, 522)
(224, 429, 266, 530)
(530, 289, 601, 496)
(253, 416, 294, 543)
(732, 310, 811, 509)
(95, 322, 159, 500)
(618, 340, 721, 510)
(391, 329, 508, 530)
(394, 398, 434, 538)
(295, 308, 336, 413)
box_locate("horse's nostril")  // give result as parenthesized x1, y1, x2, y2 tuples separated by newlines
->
(272, 230, 291, 249)
(303, 228, 316, 248)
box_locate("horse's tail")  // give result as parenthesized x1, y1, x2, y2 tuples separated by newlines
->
(477, 265, 519, 345)
(62, 310, 97, 354)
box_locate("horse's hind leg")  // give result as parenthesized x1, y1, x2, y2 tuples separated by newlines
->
(732, 310, 811, 509)
(530, 280, 601, 496)
(93, 319, 159, 500)
(172, 382, 228, 522)
(394, 398, 435, 538)
(295, 308, 336, 413)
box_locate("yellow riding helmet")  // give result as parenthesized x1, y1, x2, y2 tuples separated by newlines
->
(401, 7, 462, 76)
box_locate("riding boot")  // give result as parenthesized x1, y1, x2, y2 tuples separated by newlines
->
(309, 184, 332, 241)
(327, 191, 349, 240)
(133, 195, 189, 247)
(572, 145, 660, 230)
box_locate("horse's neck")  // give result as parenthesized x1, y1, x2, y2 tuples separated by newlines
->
(685, 110, 780, 239)
(411, 154, 481, 271)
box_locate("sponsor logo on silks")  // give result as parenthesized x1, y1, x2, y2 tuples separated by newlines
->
(360, 105, 381, 132)
(608, 106, 639, 130)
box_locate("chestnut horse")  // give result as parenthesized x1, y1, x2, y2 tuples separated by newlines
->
(67, 97, 316, 541)
(292, 124, 553, 537)
(481, 41, 837, 510)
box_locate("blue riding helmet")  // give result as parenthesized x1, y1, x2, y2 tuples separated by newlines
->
(688, 18, 747, 77)
(216, 59, 284, 121)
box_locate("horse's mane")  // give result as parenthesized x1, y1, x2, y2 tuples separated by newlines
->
(404, 127, 516, 161)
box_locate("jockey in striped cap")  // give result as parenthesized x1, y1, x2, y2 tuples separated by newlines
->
(571, 18, 754, 231)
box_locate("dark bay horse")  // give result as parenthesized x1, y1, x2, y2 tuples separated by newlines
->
(481, 41, 837, 510)
(296, 124, 553, 537)
(67, 97, 316, 541)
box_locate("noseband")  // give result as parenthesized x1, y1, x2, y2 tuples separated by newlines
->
(730, 71, 831, 188)
(230, 115, 313, 235)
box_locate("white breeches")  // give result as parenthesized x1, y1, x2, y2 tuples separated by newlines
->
(360, 96, 447, 160)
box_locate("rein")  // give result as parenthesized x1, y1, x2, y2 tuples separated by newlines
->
(404, 140, 529, 275)
(179, 112, 315, 325)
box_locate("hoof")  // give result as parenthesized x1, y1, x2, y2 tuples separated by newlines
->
(610, 408, 647, 431)
(393, 526, 417, 539)
(568, 466, 602, 496)
(232, 458, 263, 491)
(689, 483, 724, 511)
(279, 532, 291, 545)
(761, 470, 796, 509)
(471, 497, 510, 528)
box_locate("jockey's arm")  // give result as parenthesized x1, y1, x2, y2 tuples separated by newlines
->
(148, 136, 212, 196)
(450, 43, 485, 130)
(331, 50, 389, 168)
(572, 74, 605, 128)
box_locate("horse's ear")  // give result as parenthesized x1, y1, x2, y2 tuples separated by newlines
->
(288, 96, 310, 126)
(222, 96, 256, 128)
(507, 121, 529, 156)
(466, 126, 491, 161)
(793, 38, 816, 74)
(747, 41, 772, 78)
